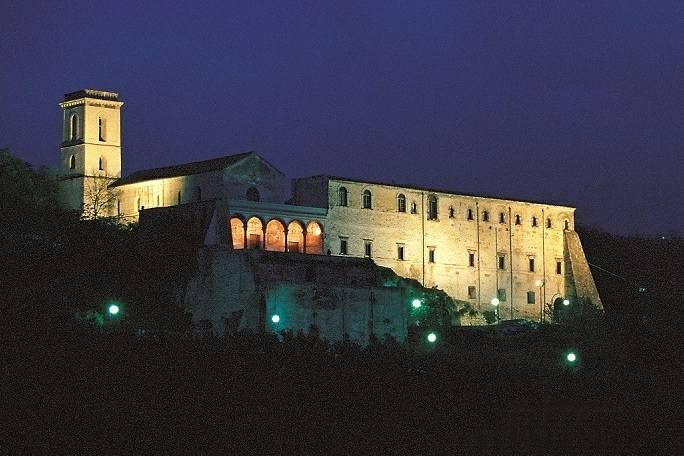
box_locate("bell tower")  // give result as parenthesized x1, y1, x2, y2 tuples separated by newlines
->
(58, 89, 123, 214)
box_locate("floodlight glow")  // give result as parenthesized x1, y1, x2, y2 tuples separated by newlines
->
(412, 299, 422, 309)
(108, 304, 120, 315)
(563, 299, 570, 306)
(566, 352, 577, 363)
(271, 314, 280, 323)
(535, 279, 543, 287)
(491, 298, 500, 306)
(427, 332, 437, 343)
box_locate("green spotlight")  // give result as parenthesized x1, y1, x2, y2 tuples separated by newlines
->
(108, 304, 120, 316)
(566, 352, 577, 364)
(427, 332, 437, 343)
(412, 299, 422, 309)
(563, 299, 570, 306)
(271, 314, 280, 323)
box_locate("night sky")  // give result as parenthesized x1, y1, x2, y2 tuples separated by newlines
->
(1, 1, 682, 235)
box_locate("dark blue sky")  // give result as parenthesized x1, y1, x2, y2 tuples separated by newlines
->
(1, 1, 682, 235)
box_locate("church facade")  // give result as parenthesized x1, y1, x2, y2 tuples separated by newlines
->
(57, 89, 601, 330)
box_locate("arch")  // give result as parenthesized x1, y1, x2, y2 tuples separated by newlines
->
(265, 219, 286, 252)
(69, 155, 76, 170)
(306, 221, 324, 254)
(70, 114, 78, 140)
(427, 195, 438, 220)
(362, 189, 372, 209)
(246, 187, 260, 202)
(397, 193, 406, 212)
(246, 216, 264, 249)
(515, 214, 521, 225)
(287, 221, 304, 253)
(564, 220, 570, 230)
(338, 187, 348, 207)
(230, 216, 245, 249)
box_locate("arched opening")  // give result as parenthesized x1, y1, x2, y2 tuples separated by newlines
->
(98, 117, 106, 142)
(306, 221, 324, 254)
(246, 217, 263, 249)
(246, 187, 260, 202)
(265, 219, 286, 252)
(338, 187, 348, 206)
(397, 194, 406, 212)
(546, 218, 552, 228)
(427, 195, 437, 220)
(362, 190, 372, 209)
(230, 217, 245, 249)
(515, 214, 521, 225)
(70, 114, 78, 141)
(564, 220, 570, 230)
(69, 155, 76, 170)
(287, 221, 304, 253)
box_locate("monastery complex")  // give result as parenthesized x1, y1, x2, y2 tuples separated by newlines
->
(57, 89, 601, 340)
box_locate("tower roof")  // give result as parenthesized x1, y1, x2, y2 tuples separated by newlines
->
(63, 89, 119, 102)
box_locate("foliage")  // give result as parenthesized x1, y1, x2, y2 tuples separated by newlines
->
(82, 171, 121, 219)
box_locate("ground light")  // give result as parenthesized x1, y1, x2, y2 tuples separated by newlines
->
(565, 351, 578, 365)
(108, 304, 120, 316)
(427, 332, 437, 343)
(412, 299, 422, 309)
(563, 299, 570, 306)
(271, 314, 280, 323)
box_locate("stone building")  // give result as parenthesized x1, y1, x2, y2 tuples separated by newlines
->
(57, 89, 601, 335)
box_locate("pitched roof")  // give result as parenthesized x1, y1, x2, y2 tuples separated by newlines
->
(110, 152, 253, 187)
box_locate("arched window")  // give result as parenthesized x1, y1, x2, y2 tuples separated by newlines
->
(246, 187, 260, 202)
(230, 217, 245, 249)
(427, 195, 437, 220)
(69, 155, 76, 170)
(515, 214, 521, 225)
(546, 218, 552, 228)
(467, 208, 474, 220)
(265, 219, 286, 252)
(499, 212, 505, 224)
(338, 187, 348, 207)
(482, 210, 489, 222)
(564, 220, 570, 230)
(70, 114, 78, 141)
(98, 156, 105, 171)
(410, 201, 417, 214)
(362, 189, 372, 209)
(397, 194, 406, 212)
(532, 216, 538, 227)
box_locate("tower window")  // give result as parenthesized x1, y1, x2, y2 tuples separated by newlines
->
(482, 210, 489, 222)
(362, 190, 372, 209)
(364, 240, 372, 257)
(532, 216, 538, 227)
(546, 218, 552, 229)
(69, 155, 76, 170)
(98, 156, 105, 171)
(515, 215, 521, 225)
(564, 220, 570, 230)
(410, 201, 417, 214)
(428, 247, 435, 263)
(448, 206, 455, 218)
(397, 244, 405, 260)
(98, 117, 106, 142)
(498, 255, 506, 270)
(338, 187, 348, 207)
(70, 114, 78, 140)
(527, 291, 536, 304)
(556, 261, 562, 275)
(397, 194, 406, 212)
(497, 289, 507, 301)
(467, 208, 474, 220)
(468, 252, 475, 267)
(246, 187, 260, 202)
(499, 212, 505, 224)
(529, 258, 535, 272)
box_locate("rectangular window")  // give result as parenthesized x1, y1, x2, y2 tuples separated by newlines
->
(529, 258, 535, 272)
(397, 244, 405, 261)
(340, 238, 348, 255)
(527, 291, 536, 304)
(364, 240, 372, 258)
(467, 209, 474, 220)
(468, 252, 475, 267)
(428, 247, 435, 263)
(468, 286, 477, 299)
(498, 255, 506, 270)
(497, 289, 506, 302)
(556, 261, 562, 275)
(499, 212, 505, 224)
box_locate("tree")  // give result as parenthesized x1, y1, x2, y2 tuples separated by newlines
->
(82, 171, 120, 219)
